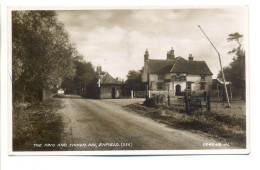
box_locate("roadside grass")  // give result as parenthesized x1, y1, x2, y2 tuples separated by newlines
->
(125, 103, 246, 148)
(13, 98, 65, 151)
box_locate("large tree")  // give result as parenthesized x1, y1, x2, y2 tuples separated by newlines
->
(125, 67, 146, 91)
(218, 32, 245, 99)
(61, 55, 96, 95)
(12, 11, 76, 102)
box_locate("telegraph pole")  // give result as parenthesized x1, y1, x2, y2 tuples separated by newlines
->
(198, 25, 230, 108)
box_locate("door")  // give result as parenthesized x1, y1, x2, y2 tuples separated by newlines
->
(112, 87, 116, 99)
(175, 84, 181, 96)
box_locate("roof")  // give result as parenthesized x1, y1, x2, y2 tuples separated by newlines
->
(99, 72, 121, 85)
(146, 57, 212, 75)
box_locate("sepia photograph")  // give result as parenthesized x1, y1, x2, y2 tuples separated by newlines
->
(9, 7, 249, 155)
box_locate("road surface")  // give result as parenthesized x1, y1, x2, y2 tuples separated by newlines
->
(59, 95, 232, 150)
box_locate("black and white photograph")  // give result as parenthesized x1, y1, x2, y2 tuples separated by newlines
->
(9, 7, 249, 155)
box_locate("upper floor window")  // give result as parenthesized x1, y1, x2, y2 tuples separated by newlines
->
(200, 82, 206, 90)
(158, 74, 164, 80)
(201, 75, 206, 81)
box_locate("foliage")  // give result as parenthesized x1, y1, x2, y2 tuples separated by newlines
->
(143, 94, 166, 107)
(218, 32, 245, 99)
(125, 67, 146, 91)
(12, 11, 76, 102)
(126, 103, 246, 148)
(61, 56, 96, 95)
(13, 99, 64, 151)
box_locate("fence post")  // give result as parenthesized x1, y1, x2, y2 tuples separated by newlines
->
(131, 90, 133, 99)
(184, 93, 189, 114)
(207, 91, 211, 112)
(217, 84, 220, 103)
(167, 85, 170, 106)
(230, 86, 232, 103)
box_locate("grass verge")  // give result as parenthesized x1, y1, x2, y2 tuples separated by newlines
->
(13, 98, 64, 151)
(125, 103, 246, 148)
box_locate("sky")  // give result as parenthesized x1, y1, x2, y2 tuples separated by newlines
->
(56, 8, 248, 80)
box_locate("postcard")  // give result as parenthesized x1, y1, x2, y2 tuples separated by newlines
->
(8, 6, 249, 155)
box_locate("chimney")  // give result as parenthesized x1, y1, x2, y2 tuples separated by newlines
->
(167, 47, 175, 60)
(97, 66, 102, 74)
(144, 49, 149, 61)
(188, 54, 194, 61)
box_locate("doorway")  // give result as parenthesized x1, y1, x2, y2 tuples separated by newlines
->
(112, 87, 116, 99)
(175, 84, 181, 96)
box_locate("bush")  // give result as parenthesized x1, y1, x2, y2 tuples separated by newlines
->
(143, 94, 166, 107)
(143, 98, 157, 107)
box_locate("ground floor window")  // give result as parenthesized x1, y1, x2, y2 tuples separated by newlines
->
(157, 82, 163, 90)
(187, 82, 192, 90)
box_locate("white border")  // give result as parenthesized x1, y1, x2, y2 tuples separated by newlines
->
(3, 1, 260, 170)
(6, 5, 250, 156)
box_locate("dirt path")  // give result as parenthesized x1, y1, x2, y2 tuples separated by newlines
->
(59, 95, 233, 150)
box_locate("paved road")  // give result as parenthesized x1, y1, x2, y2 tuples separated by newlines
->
(59, 95, 231, 151)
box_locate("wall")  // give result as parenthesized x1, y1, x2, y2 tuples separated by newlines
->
(100, 86, 112, 99)
(149, 74, 162, 90)
(173, 81, 186, 92)
(100, 85, 121, 99)
(187, 74, 201, 91)
(142, 62, 149, 82)
(186, 74, 212, 96)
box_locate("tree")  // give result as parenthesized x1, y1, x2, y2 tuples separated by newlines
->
(12, 11, 76, 102)
(125, 67, 146, 91)
(218, 32, 245, 99)
(61, 57, 96, 95)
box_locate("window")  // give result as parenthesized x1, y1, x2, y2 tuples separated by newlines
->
(158, 74, 164, 80)
(157, 82, 163, 90)
(187, 82, 192, 90)
(200, 82, 206, 90)
(201, 75, 206, 81)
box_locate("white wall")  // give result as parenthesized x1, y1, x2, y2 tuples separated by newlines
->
(146, 72, 212, 94)
(142, 62, 148, 82)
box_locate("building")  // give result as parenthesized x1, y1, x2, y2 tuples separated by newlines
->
(87, 67, 122, 99)
(142, 47, 213, 96)
(97, 72, 122, 99)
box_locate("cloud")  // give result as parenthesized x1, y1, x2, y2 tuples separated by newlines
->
(56, 8, 248, 79)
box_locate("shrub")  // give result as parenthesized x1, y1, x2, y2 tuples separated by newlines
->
(143, 98, 157, 107)
(143, 94, 167, 107)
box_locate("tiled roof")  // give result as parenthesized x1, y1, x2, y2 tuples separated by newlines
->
(100, 73, 121, 85)
(146, 57, 212, 75)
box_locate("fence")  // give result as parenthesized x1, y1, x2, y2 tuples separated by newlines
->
(132, 90, 176, 99)
(132, 89, 235, 112)
(133, 91, 147, 98)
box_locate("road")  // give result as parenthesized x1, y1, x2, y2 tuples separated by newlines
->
(59, 95, 232, 150)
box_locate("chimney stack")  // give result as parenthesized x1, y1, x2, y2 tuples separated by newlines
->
(97, 66, 102, 74)
(167, 47, 175, 60)
(188, 54, 194, 61)
(144, 49, 149, 61)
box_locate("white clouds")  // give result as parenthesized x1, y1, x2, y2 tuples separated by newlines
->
(57, 8, 248, 79)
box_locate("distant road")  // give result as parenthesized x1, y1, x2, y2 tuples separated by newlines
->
(59, 95, 232, 151)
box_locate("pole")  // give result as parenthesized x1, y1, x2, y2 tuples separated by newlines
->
(217, 84, 220, 103)
(198, 25, 230, 108)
